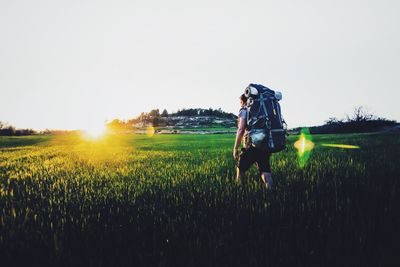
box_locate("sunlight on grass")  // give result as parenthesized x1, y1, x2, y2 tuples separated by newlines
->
(75, 132, 135, 165)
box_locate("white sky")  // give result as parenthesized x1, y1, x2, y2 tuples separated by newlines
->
(0, 0, 399, 130)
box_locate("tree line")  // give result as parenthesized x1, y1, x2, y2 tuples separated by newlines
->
(0, 122, 36, 136)
(107, 108, 237, 129)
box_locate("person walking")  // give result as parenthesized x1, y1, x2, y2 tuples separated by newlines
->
(233, 94, 273, 189)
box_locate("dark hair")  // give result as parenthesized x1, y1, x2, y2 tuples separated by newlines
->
(240, 94, 248, 102)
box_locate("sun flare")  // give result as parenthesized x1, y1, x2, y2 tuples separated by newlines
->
(294, 133, 315, 156)
(81, 124, 108, 139)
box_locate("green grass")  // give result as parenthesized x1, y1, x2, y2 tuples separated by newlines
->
(0, 133, 399, 266)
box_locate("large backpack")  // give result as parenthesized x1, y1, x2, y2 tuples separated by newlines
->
(244, 83, 287, 153)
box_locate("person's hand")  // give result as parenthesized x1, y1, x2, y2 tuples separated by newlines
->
(233, 148, 239, 161)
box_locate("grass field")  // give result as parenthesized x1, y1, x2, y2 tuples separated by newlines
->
(0, 133, 399, 266)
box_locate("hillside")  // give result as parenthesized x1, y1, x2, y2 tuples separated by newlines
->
(107, 108, 238, 130)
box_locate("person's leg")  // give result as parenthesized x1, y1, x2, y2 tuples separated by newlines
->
(236, 167, 246, 185)
(236, 147, 255, 186)
(260, 172, 273, 189)
(256, 149, 273, 189)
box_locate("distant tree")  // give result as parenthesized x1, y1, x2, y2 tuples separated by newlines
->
(346, 106, 375, 122)
(138, 112, 148, 123)
(324, 117, 343, 125)
(310, 106, 397, 134)
(145, 109, 160, 126)
(127, 118, 139, 126)
(126, 107, 237, 128)
(107, 119, 127, 130)
(15, 129, 35, 136)
(161, 109, 169, 117)
(149, 109, 160, 118)
(152, 117, 160, 127)
(0, 124, 16, 136)
(169, 108, 236, 118)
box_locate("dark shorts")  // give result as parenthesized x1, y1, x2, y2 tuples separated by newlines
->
(238, 146, 271, 173)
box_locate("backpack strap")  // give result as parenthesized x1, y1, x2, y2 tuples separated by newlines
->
(258, 94, 271, 129)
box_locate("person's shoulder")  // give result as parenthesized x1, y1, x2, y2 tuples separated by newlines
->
(238, 107, 247, 119)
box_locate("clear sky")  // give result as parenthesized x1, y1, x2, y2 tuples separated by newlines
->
(1, 0, 399, 130)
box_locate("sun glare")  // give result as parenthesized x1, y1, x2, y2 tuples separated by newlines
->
(81, 124, 108, 139)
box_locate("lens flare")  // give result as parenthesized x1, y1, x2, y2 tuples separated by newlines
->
(294, 128, 314, 168)
(294, 128, 361, 167)
(294, 134, 315, 156)
(321, 144, 360, 149)
(146, 126, 155, 137)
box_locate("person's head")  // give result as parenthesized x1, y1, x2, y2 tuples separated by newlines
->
(239, 94, 248, 107)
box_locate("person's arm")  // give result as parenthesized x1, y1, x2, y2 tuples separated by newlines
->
(233, 117, 246, 160)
